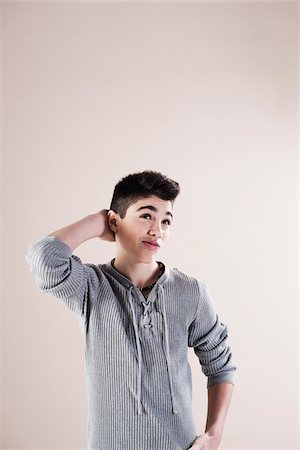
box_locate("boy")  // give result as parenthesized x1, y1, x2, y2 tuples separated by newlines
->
(25, 170, 237, 450)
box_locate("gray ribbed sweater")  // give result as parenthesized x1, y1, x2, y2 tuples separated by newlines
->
(25, 235, 237, 450)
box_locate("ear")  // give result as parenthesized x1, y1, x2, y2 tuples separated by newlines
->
(107, 210, 118, 233)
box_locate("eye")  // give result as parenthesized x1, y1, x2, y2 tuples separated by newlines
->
(140, 213, 171, 225)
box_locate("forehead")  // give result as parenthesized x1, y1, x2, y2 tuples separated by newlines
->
(134, 195, 172, 207)
(129, 196, 173, 217)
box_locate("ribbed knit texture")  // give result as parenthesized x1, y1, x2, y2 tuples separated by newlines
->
(25, 235, 237, 450)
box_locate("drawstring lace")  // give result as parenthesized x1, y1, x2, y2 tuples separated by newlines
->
(127, 284, 177, 415)
(159, 285, 178, 415)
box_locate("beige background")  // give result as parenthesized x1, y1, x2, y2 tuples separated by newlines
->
(1, 2, 299, 449)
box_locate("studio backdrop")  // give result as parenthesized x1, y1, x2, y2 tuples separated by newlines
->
(1, 2, 298, 450)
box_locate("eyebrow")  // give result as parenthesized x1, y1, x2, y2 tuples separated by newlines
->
(136, 205, 173, 220)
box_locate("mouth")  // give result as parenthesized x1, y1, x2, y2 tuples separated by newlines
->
(142, 241, 160, 249)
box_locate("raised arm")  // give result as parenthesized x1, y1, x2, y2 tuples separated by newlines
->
(48, 209, 115, 252)
(25, 209, 115, 317)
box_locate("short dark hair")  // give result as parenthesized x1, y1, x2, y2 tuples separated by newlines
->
(109, 170, 180, 219)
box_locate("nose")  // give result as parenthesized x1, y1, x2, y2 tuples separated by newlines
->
(148, 221, 162, 238)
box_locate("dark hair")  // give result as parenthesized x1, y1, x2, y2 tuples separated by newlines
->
(109, 170, 180, 219)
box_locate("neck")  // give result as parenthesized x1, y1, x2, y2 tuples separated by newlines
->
(112, 257, 162, 289)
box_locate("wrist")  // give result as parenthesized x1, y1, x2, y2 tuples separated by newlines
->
(84, 213, 103, 238)
(205, 428, 222, 440)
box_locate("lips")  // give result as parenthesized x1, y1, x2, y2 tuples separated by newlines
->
(142, 240, 160, 248)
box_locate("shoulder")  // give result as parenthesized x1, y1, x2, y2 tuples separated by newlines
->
(166, 268, 208, 321)
(168, 266, 206, 292)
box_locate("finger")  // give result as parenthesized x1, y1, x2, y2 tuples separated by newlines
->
(189, 445, 203, 450)
(190, 435, 207, 449)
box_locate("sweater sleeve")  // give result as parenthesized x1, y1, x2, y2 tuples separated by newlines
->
(188, 280, 237, 388)
(25, 235, 105, 319)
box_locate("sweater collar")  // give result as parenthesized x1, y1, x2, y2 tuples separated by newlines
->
(103, 258, 170, 290)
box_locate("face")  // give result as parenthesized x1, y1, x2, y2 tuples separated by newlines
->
(108, 195, 173, 263)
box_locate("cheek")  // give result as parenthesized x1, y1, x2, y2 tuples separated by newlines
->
(162, 229, 170, 239)
(120, 224, 142, 242)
